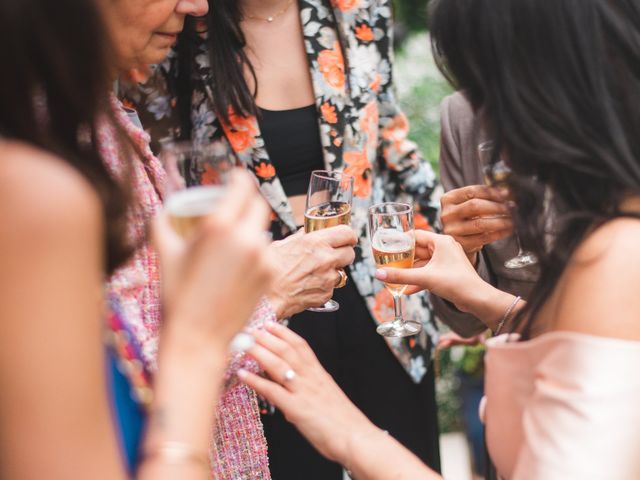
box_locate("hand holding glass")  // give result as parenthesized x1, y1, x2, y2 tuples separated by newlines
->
(478, 142, 537, 269)
(160, 139, 254, 352)
(304, 170, 354, 313)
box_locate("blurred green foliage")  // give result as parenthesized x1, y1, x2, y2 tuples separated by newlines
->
(393, 0, 431, 34)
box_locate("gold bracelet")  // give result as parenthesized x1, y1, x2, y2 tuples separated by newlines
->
(142, 441, 209, 471)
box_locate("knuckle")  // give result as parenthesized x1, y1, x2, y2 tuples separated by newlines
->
(467, 199, 481, 216)
(346, 249, 356, 265)
(322, 275, 335, 291)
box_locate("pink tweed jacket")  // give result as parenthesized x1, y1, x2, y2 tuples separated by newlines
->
(101, 96, 272, 479)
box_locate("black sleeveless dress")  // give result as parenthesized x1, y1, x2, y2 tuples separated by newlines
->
(257, 105, 440, 479)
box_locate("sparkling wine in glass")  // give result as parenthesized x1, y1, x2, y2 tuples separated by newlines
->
(368, 202, 422, 337)
(304, 170, 354, 313)
(479, 141, 537, 269)
(160, 139, 233, 238)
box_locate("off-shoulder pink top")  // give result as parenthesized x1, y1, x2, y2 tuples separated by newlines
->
(483, 332, 640, 479)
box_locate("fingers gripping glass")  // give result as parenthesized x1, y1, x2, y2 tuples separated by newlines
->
(368, 203, 422, 338)
(304, 170, 354, 313)
(478, 142, 538, 269)
(160, 138, 254, 353)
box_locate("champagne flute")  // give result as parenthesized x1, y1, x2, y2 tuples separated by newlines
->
(160, 139, 253, 352)
(478, 141, 538, 269)
(160, 138, 233, 237)
(304, 170, 354, 313)
(368, 202, 422, 337)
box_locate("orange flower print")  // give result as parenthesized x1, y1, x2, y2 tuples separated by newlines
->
(220, 107, 258, 153)
(355, 24, 374, 42)
(332, 0, 359, 11)
(343, 149, 372, 198)
(372, 289, 395, 323)
(318, 42, 345, 90)
(201, 164, 221, 185)
(121, 98, 136, 111)
(369, 73, 381, 93)
(382, 113, 410, 153)
(414, 211, 430, 231)
(255, 162, 276, 180)
(359, 101, 379, 136)
(321, 102, 338, 124)
(333, 137, 343, 147)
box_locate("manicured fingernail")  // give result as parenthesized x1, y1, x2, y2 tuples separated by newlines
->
(266, 321, 282, 331)
(229, 333, 255, 353)
(237, 369, 249, 379)
(375, 269, 387, 280)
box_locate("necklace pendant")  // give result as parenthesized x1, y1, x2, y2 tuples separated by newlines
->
(267, 16, 274, 22)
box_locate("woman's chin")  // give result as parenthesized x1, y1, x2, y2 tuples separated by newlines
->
(144, 48, 172, 66)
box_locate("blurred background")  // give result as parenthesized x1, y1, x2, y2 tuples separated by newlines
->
(392, 2, 486, 479)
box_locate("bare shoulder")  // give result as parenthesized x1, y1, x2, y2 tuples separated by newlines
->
(0, 140, 101, 241)
(552, 217, 640, 341)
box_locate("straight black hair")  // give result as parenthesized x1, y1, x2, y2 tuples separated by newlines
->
(0, 0, 133, 273)
(430, 0, 640, 334)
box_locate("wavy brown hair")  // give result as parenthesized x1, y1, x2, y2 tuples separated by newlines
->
(0, 0, 133, 273)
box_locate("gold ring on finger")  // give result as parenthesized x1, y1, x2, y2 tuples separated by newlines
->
(334, 269, 348, 289)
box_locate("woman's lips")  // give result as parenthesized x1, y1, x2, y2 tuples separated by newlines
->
(155, 32, 178, 42)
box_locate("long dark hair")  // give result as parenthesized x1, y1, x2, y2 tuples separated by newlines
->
(429, 0, 640, 333)
(175, 0, 348, 129)
(176, 0, 259, 128)
(0, 0, 132, 273)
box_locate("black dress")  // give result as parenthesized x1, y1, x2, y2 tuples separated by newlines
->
(258, 105, 440, 479)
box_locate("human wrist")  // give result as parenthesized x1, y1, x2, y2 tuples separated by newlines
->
(266, 293, 288, 320)
(160, 320, 228, 369)
(456, 281, 514, 331)
(340, 417, 384, 469)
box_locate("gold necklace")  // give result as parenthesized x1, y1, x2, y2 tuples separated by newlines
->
(245, 0, 294, 23)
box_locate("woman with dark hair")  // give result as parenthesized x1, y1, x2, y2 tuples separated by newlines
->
(121, 1, 445, 477)
(234, 0, 640, 478)
(0, 0, 276, 478)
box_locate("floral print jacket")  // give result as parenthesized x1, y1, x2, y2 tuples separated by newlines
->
(121, 0, 439, 383)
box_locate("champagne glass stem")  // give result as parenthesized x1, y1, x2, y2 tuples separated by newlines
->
(393, 292, 404, 323)
(515, 234, 525, 256)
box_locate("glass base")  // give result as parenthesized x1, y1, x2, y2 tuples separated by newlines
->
(307, 299, 340, 313)
(504, 251, 538, 269)
(376, 319, 422, 338)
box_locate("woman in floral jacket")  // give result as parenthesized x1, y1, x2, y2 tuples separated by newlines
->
(121, 0, 442, 477)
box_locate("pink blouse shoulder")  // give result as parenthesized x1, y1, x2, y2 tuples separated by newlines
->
(484, 332, 640, 479)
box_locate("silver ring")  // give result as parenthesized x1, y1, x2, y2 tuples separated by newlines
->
(283, 368, 296, 382)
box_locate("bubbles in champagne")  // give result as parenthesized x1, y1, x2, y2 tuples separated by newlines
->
(165, 186, 224, 217)
(371, 228, 415, 295)
(165, 186, 225, 237)
(304, 201, 351, 233)
(371, 228, 414, 254)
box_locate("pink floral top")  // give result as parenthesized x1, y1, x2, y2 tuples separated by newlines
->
(100, 96, 272, 479)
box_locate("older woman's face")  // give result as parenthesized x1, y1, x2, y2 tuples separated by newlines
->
(103, 0, 208, 69)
